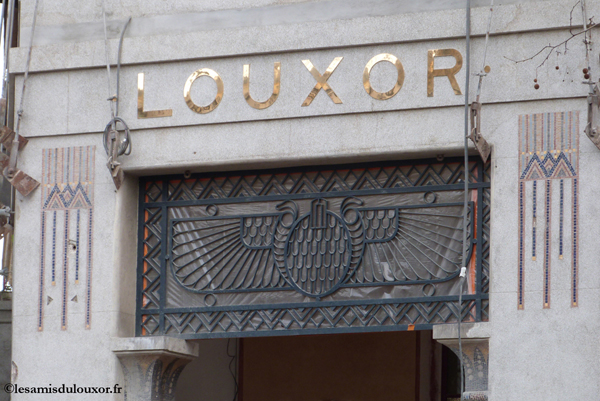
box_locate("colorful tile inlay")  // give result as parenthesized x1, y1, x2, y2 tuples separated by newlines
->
(531, 181, 537, 260)
(518, 111, 579, 309)
(559, 179, 564, 259)
(572, 178, 578, 307)
(518, 181, 525, 310)
(544, 180, 551, 308)
(38, 146, 95, 331)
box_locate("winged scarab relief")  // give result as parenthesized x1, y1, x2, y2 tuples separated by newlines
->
(169, 196, 473, 298)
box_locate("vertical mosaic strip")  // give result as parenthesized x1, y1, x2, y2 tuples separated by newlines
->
(532, 181, 537, 261)
(518, 181, 525, 310)
(518, 111, 579, 309)
(559, 180, 564, 259)
(62, 210, 70, 329)
(86, 209, 94, 329)
(544, 180, 551, 308)
(572, 178, 578, 307)
(38, 146, 95, 331)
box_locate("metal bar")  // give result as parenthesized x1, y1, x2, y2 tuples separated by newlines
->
(144, 184, 490, 207)
(476, 163, 484, 321)
(143, 293, 486, 314)
(135, 179, 146, 336)
(159, 180, 168, 332)
(161, 323, 443, 340)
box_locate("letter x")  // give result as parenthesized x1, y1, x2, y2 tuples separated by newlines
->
(301, 57, 343, 106)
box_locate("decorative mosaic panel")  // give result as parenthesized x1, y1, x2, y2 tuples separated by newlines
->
(518, 112, 579, 309)
(39, 146, 95, 331)
(138, 158, 491, 338)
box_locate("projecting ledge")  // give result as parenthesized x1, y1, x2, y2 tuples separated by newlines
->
(432, 322, 491, 341)
(111, 336, 199, 358)
(112, 337, 199, 401)
(433, 323, 490, 401)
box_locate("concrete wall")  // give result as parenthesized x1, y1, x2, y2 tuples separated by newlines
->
(176, 339, 237, 401)
(7, 0, 600, 400)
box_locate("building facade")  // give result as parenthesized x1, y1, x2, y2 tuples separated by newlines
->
(2, 0, 600, 400)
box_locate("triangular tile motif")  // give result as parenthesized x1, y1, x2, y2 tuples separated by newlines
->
(522, 158, 545, 180)
(38, 146, 95, 333)
(518, 111, 580, 311)
(548, 153, 576, 178)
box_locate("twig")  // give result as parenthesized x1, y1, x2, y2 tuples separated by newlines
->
(504, 23, 596, 71)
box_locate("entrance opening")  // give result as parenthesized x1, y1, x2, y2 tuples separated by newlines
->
(176, 330, 461, 401)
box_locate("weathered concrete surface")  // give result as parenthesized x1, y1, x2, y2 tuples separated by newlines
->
(8, 1, 600, 400)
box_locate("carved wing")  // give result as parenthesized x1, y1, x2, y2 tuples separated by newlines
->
(352, 203, 473, 284)
(170, 213, 288, 293)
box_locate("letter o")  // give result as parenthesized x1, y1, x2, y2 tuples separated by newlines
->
(183, 68, 224, 114)
(363, 54, 404, 100)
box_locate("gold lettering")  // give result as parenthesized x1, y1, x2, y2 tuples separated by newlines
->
(301, 57, 343, 106)
(243, 62, 281, 110)
(183, 68, 224, 114)
(363, 54, 405, 100)
(427, 49, 463, 97)
(137, 73, 173, 118)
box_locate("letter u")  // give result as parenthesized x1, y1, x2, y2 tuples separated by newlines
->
(243, 62, 281, 109)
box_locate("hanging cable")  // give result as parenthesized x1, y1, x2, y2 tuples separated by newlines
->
(101, 1, 132, 189)
(468, 0, 494, 165)
(475, 0, 495, 103)
(116, 17, 132, 119)
(101, 0, 116, 120)
(7, 0, 40, 176)
(459, 1, 472, 400)
(2, 0, 16, 127)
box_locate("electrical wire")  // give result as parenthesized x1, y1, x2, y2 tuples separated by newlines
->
(101, 0, 116, 121)
(0, 0, 9, 128)
(460, 0, 472, 400)
(101, 4, 132, 161)
(2, 0, 16, 127)
(8, 0, 40, 171)
(475, 0, 495, 103)
(116, 17, 132, 118)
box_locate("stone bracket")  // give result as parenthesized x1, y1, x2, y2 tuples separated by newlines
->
(112, 337, 199, 401)
(433, 322, 490, 401)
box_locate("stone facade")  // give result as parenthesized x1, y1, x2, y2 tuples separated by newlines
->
(5, 0, 600, 400)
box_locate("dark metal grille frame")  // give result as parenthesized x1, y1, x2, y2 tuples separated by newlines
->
(137, 157, 491, 338)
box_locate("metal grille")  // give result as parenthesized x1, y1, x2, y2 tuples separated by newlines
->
(137, 158, 491, 338)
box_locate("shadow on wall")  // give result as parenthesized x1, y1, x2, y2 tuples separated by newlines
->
(176, 338, 237, 401)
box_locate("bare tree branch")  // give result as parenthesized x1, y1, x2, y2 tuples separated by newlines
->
(504, 22, 596, 71)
